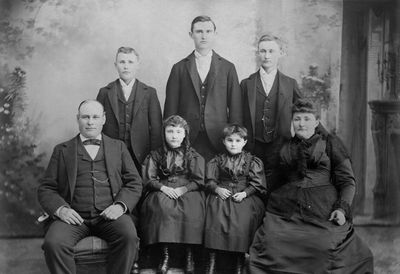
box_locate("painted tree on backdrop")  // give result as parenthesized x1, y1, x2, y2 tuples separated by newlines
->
(0, 67, 45, 236)
(0, 0, 80, 236)
(301, 63, 332, 119)
(1, 0, 122, 236)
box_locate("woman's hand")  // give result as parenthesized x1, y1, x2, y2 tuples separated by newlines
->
(232, 192, 247, 203)
(329, 209, 346, 226)
(160, 186, 179, 199)
(215, 187, 231, 200)
(174, 186, 188, 197)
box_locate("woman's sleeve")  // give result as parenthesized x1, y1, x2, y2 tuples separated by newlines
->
(205, 157, 220, 193)
(142, 154, 164, 191)
(186, 151, 205, 191)
(245, 156, 267, 197)
(328, 135, 356, 219)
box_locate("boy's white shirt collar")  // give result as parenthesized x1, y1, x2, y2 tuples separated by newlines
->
(119, 78, 136, 100)
(119, 78, 136, 88)
(194, 50, 212, 83)
(259, 67, 277, 96)
(259, 67, 277, 78)
(194, 50, 213, 59)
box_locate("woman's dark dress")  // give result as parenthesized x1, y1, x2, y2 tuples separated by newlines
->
(247, 133, 374, 274)
(140, 147, 206, 246)
(204, 151, 266, 253)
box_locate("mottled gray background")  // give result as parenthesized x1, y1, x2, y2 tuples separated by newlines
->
(1, 0, 399, 273)
(3, 0, 343, 158)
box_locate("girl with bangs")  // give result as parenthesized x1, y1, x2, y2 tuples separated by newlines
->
(204, 124, 267, 274)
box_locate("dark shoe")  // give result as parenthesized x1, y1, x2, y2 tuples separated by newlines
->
(205, 251, 216, 274)
(140, 248, 151, 269)
(185, 247, 195, 273)
(235, 254, 244, 274)
(157, 246, 169, 274)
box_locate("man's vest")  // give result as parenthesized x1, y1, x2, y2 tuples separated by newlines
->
(254, 75, 279, 143)
(71, 141, 113, 215)
(117, 81, 137, 151)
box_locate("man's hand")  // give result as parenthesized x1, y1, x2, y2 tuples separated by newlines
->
(329, 209, 346, 226)
(160, 186, 179, 199)
(174, 186, 188, 197)
(100, 204, 124, 220)
(232, 192, 247, 203)
(215, 187, 231, 200)
(58, 207, 84, 225)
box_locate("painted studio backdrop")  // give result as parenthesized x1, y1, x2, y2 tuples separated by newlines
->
(0, 0, 343, 236)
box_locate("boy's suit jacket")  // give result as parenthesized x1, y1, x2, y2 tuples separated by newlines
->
(164, 50, 242, 150)
(97, 79, 162, 164)
(241, 70, 302, 150)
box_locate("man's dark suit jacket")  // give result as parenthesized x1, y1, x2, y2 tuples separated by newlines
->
(97, 79, 162, 164)
(164, 50, 242, 151)
(241, 70, 302, 150)
(38, 134, 142, 217)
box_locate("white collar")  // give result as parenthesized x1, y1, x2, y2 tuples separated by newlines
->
(260, 67, 277, 79)
(80, 134, 102, 142)
(194, 50, 213, 59)
(119, 78, 136, 89)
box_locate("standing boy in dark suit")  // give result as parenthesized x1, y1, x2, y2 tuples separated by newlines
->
(241, 34, 302, 187)
(38, 100, 142, 274)
(164, 16, 242, 161)
(97, 47, 162, 172)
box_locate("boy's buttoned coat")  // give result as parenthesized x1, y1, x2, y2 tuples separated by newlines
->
(164, 51, 242, 151)
(241, 70, 302, 150)
(97, 79, 162, 164)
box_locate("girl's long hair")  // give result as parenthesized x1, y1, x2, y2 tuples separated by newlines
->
(161, 115, 191, 156)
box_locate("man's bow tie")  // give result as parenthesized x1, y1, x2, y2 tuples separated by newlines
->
(83, 139, 101, 146)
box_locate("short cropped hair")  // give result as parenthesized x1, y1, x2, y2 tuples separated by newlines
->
(115, 47, 140, 61)
(222, 124, 248, 141)
(77, 99, 104, 113)
(292, 99, 319, 118)
(191, 15, 216, 32)
(258, 34, 284, 50)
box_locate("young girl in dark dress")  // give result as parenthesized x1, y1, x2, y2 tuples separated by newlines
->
(139, 115, 206, 274)
(203, 124, 267, 274)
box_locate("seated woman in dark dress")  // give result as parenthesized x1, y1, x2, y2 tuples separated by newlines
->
(139, 115, 206, 274)
(247, 99, 374, 274)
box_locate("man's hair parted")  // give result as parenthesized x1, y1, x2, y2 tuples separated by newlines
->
(191, 15, 216, 32)
(115, 46, 140, 60)
(258, 33, 284, 50)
